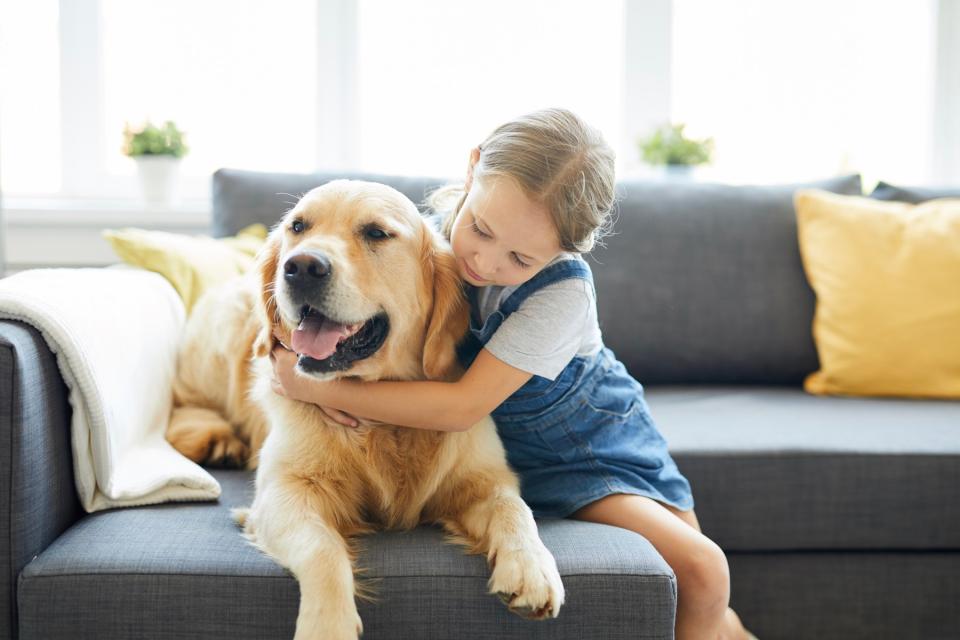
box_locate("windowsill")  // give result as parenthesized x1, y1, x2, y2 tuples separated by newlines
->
(2, 196, 214, 271)
(3, 196, 212, 228)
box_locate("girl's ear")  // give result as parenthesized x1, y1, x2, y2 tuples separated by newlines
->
(421, 235, 469, 381)
(252, 227, 283, 359)
(464, 146, 481, 192)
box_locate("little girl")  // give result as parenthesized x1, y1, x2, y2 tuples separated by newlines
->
(271, 108, 753, 640)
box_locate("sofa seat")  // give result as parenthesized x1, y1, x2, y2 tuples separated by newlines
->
(18, 470, 676, 640)
(647, 386, 960, 551)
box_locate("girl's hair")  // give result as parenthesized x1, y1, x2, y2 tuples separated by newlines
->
(427, 108, 616, 253)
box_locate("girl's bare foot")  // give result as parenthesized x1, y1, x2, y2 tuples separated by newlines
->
(722, 607, 754, 639)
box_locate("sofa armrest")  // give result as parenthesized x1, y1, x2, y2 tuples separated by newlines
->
(0, 320, 84, 639)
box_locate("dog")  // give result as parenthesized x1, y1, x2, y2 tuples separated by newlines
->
(166, 180, 564, 639)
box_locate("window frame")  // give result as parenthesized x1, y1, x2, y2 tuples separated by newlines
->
(27, 0, 960, 203)
(53, 0, 362, 202)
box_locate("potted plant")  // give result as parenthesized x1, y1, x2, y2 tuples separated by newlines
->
(637, 123, 713, 178)
(122, 120, 189, 205)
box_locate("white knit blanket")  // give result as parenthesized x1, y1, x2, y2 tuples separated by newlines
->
(0, 267, 221, 512)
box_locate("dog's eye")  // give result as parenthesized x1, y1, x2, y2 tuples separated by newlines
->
(291, 219, 305, 234)
(363, 225, 390, 241)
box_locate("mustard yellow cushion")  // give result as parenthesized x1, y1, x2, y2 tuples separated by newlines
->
(795, 189, 960, 399)
(102, 224, 268, 314)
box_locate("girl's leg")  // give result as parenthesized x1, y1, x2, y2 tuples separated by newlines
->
(662, 504, 751, 638)
(572, 494, 747, 640)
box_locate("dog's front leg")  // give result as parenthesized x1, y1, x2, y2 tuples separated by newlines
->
(441, 477, 565, 620)
(246, 488, 362, 640)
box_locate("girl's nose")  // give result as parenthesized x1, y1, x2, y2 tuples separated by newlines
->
(474, 253, 496, 278)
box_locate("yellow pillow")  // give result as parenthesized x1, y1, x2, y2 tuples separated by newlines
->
(103, 223, 268, 314)
(795, 189, 960, 399)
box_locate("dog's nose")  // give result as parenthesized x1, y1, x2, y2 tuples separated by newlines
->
(284, 250, 332, 285)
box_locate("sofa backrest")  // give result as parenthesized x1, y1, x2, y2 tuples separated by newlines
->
(869, 181, 960, 203)
(212, 168, 450, 238)
(590, 175, 861, 385)
(211, 168, 861, 385)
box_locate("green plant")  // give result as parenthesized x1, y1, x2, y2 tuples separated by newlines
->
(638, 123, 713, 166)
(122, 120, 189, 158)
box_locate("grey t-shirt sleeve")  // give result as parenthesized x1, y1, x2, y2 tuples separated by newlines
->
(483, 279, 592, 380)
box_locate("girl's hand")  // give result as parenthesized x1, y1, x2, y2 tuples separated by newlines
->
(269, 343, 305, 399)
(317, 406, 360, 429)
(269, 344, 361, 428)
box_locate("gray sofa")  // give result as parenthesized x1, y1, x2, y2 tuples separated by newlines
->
(2, 169, 958, 639)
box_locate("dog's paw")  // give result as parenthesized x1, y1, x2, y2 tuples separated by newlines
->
(231, 507, 250, 527)
(231, 507, 260, 547)
(166, 407, 249, 468)
(294, 607, 362, 640)
(207, 434, 250, 468)
(488, 544, 565, 620)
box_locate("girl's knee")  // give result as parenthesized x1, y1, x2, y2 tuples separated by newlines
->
(675, 538, 730, 613)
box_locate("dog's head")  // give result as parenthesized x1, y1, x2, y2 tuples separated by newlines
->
(252, 180, 468, 382)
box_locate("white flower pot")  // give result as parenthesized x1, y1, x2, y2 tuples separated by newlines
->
(134, 156, 181, 206)
(660, 164, 695, 180)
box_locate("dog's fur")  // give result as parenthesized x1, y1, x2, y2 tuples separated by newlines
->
(166, 181, 563, 639)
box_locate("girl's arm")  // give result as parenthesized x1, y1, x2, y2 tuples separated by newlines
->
(270, 344, 532, 432)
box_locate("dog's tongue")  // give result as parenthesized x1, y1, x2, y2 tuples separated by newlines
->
(292, 315, 353, 361)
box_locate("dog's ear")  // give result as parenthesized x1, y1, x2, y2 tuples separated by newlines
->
(252, 227, 283, 359)
(422, 235, 469, 381)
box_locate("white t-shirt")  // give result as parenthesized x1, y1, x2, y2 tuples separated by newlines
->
(474, 254, 604, 380)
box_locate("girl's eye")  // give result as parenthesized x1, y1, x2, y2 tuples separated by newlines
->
(511, 253, 530, 269)
(470, 222, 491, 238)
(291, 219, 305, 234)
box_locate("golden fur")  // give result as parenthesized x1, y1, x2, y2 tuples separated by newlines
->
(166, 180, 563, 639)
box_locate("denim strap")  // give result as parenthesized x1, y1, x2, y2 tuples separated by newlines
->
(499, 259, 593, 316)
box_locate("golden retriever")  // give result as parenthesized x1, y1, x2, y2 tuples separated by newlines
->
(166, 180, 564, 640)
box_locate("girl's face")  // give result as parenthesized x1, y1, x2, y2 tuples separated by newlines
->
(450, 174, 563, 288)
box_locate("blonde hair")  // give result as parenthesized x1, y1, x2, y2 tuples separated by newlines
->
(427, 108, 616, 253)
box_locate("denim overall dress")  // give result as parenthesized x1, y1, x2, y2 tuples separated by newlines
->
(458, 259, 695, 519)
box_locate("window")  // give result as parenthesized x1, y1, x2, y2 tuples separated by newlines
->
(0, 1, 953, 203)
(671, 0, 938, 185)
(355, 0, 625, 177)
(1, 0, 319, 200)
(0, 0, 61, 195)
(100, 0, 319, 183)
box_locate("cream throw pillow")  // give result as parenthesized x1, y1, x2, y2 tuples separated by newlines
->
(795, 189, 960, 399)
(103, 223, 268, 314)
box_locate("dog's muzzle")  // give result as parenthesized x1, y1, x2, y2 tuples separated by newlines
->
(281, 249, 390, 374)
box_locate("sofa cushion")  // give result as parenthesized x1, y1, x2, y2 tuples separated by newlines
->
(211, 168, 451, 238)
(647, 386, 960, 551)
(102, 224, 268, 314)
(589, 174, 862, 384)
(795, 190, 960, 399)
(18, 470, 675, 640)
